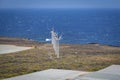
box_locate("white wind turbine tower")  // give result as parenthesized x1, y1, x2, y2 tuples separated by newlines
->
(51, 29, 61, 58)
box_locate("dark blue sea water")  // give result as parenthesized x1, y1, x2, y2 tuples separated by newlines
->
(0, 9, 120, 46)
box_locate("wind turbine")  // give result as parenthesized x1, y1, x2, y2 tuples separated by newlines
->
(51, 28, 61, 58)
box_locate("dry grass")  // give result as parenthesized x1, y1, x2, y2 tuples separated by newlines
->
(0, 43, 120, 79)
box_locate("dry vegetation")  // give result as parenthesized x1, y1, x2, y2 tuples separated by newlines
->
(0, 37, 120, 79)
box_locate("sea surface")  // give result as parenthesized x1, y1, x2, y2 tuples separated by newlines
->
(0, 9, 120, 46)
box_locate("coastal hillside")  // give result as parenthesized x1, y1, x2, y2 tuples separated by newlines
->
(0, 37, 120, 79)
(0, 37, 43, 46)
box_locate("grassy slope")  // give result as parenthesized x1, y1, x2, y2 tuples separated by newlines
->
(0, 43, 120, 79)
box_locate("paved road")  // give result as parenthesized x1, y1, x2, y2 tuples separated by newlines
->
(5, 69, 89, 80)
(0, 45, 32, 54)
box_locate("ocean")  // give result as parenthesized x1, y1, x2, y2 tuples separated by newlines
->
(0, 9, 120, 46)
